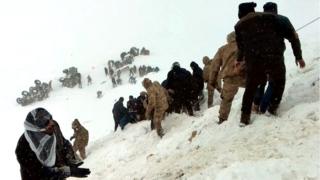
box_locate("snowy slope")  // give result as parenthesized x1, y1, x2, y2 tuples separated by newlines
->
(0, 0, 319, 179)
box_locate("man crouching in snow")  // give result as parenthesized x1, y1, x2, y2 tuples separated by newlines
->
(142, 78, 169, 138)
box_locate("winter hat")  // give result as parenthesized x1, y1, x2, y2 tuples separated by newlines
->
(25, 107, 52, 129)
(190, 61, 198, 69)
(238, 2, 257, 19)
(263, 2, 278, 14)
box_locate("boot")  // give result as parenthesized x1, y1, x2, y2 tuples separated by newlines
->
(240, 113, 250, 127)
(252, 104, 259, 113)
(267, 104, 278, 116)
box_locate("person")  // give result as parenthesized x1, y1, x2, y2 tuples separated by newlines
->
(112, 97, 131, 131)
(166, 62, 194, 116)
(15, 107, 90, 179)
(208, 31, 246, 124)
(70, 119, 89, 160)
(235, 2, 305, 126)
(142, 78, 169, 137)
(190, 61, 204, 111)
(136, 91, 148, 121)
(87, 75, 92, 86)
(202, 56, 221, 108)
(127, 95, 138, 121)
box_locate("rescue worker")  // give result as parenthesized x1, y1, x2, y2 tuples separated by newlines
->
(142, 78, 169, 137)
(235, 2, 305, 125)
(70, 119, 89, 160)
(208, 32, 246, 124)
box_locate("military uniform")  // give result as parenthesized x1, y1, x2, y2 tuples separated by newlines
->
(143, 78, 169, 137)
(70, 119, 89, 160)
(209, 32, 246, 123)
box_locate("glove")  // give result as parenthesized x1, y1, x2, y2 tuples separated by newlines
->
(296, 59, 305, 68)
(70, 166, 91, 178)
(58, 166, 71, 178)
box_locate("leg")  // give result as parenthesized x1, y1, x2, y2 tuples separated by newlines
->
(268, 61, 286, 115)
(218, 82, 239, 123)
(79, 146, 86, 160)
(207, 88, 214, 108)
(154, 110, 164, 137)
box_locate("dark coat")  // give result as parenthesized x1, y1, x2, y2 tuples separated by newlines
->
(15, 120, 75, 180)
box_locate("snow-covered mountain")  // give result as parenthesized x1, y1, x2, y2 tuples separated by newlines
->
(0, 0, 319, 179)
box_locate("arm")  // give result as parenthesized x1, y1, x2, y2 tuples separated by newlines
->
(235, 26, 244, 62)
(146, 89, 156, 119)
(280, 16, 303, 61)
(208, 47, 223, 88)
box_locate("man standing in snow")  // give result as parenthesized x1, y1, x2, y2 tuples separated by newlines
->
(70, 119, 89, 160)
(112, 97, 130, 131)
(208, 31, 246, 124)
(234, 2, 305, 126)
(142, 78, 169, 137)
(202, 56, 221, 108)
(16, 107, 90, 179)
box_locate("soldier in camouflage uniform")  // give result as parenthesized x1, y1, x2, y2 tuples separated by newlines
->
(142, 78, 169, 137)
(209, 31, 246, 124)
(70, 119, 89, 160)
(202, 56, 222, 108)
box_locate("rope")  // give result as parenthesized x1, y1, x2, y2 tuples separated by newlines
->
(296, 17, 320, 31)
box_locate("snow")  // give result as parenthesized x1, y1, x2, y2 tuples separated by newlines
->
(0, 0, 319, 179)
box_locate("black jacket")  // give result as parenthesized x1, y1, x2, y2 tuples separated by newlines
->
(15, 121, 74, 180)
(235, 12, 302, 62)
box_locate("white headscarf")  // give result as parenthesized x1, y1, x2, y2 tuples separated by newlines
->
(24, 108, 57, 167)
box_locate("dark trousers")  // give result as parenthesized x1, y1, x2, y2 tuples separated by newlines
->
(241, 56, 286, 115)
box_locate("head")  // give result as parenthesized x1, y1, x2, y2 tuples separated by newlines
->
(202, 56, 210, 65)
(172, 61, 180, 70)
(142, 78, 152, 89)
(227, 31, 236, 43)
(25, 107, 55, 135)
(129, 95, 134, 100)
(238, 2, 257, 19)
(119, 97, 124, 103)
(263, 2, 278, 14)
(72, 119, 81, 130)
(190, 61, 198, 70)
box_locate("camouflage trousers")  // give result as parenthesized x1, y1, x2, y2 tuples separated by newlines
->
(73, 141, 87, 160)
(207, 80, 221, 108)
(219, 81, 240, 120)
(150, 108, 166, 137)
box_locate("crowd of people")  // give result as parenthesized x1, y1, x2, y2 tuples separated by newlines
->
(16, 2, 306, 179)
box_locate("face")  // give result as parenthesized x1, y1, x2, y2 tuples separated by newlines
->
(41, 120, 55, 135)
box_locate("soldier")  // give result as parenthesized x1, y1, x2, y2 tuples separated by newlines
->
(104, 67, 109, 77)
(111, 76, 117, 88)
(209, 31, 246, 124)
(203, 56, 222, 108)
(97, 91, 103, 98)
(87, 75, 92, 86)
(142, 78, 169, 137)
(16, 108, 90, 179)
(190, 61, 204, 111)
(235, 2, 305, 125)
(70, 119, 89, 160)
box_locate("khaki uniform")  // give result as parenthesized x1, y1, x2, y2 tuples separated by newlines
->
(209, 32, 246, 121)
(71, 119, 89, 159)
(142, 78, 169, 137)
(203, 57, 222, 108)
